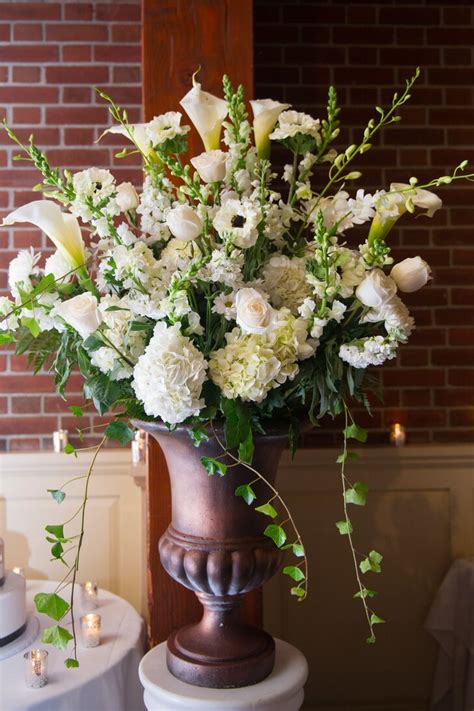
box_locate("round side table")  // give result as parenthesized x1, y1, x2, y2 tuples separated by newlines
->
(139, 638, 308, 711)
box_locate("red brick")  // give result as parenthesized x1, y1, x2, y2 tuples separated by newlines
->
(1, 45, 58, 63)
(13, 23, 43, 41)
(402, 389, 432, 407)
(46, 66, 109, 85)
(11, 396, 42, 414)
(62, 45, 92, 63)
(96, 4, 141, 22)
(94, 45, 141, 63)
(12, 107, 41, 124)
(46, 149, 110, 167)
(333, 27, 394, 45)
(0, 417, 58, 434)
(112, 25, 141, 43)
(449, 328, 474, 346)
(380, 47, 440, 66)
(46, 23, 109, 42)
(9, 438, 42, 450)
(64, 4, 94, 21)
(435, 389, 474, 407)
(63, 86, 92, 104)
(449, 409, 474, 427)
(11, 66, 41, 83)
(64, 128, 96, 145)
(0, 3, 61, 20)
(449, 370, 474, 386)
(0, 87, 58, 104)
(45, 107, 108, 125)
(113, 66, 141, 83)
(380, 6, 440, 25)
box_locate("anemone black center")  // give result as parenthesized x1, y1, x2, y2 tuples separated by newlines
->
(231, 214, 246, 228)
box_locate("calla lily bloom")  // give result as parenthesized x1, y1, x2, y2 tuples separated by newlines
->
(250, 99, 290, 159)
(97, 124, 152, 156)
(368, 184, 442, 246)
(180, 76, 228, 151)
(2, 200, 86, 271)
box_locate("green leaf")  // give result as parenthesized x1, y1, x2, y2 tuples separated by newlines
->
(235, 484, 256, 505)
(221, 398, 251, 451)
(238, 429, 254, 464)
(0, 333, 14, 345)
(21, 316, 41, 338)
(200, 456, 228, 477)
(51, 542, 63, 559)
(105, 420, 134, 445)
(354, 587, 378, 599)
(290, 586, 306, 599)
(344, 424, 368, 443)
(189, 427, 209, 447)
(359, 549, 383, 574)
(34, 593, 70, 621)
(366, 634, 376, 644)
(264, 524, 287, 548)
(292, 543, 305, 558)
(69, 405, 83, 417)
(344, 481, 368, 506)
(336, 451, 359, 464)
(370, 613, 385, 626)
(83, 334, 104, 352)
(129, 320, 153, 331)
(45, 524, 64, 540)
(47, 489, 66, 504)
(255, 502, 278, 519)
(41, 624, 73, 651)
(283, 566, 305, 582)
(64, 443, 77, 457)
(335, 520, 353, 535)
(65, 658, 79, 669)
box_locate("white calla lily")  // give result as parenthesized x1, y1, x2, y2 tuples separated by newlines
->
(250, 99, 290, 159)
(2, 200, 86, 271)
(97, 123, 152, 156)
(390, 183, 442, 218)
(180, 76, 228, 151)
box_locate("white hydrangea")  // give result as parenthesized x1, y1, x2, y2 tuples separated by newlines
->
(339, 335, 398, 368)
(262, 254, 312, 314)
(44, 250, 73, 283)
(0, 296, 19, 331)
(270, 110, 320, 141)
(132, 321, 207, 423)
(213, 197, 262, 248)
(8, 248, 41, 298)
(145, 112, 190, 146)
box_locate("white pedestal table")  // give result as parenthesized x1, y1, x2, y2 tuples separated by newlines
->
(0, 580, 146, 711)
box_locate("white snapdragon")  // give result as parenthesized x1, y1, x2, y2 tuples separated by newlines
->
(132, 322, 207, 423)
(270, 110, 320, 141)
(213, 197, 262, 248)
(328, 300, 347, 323)
(390, 257, 431, 293)
(262, 254, 312, 314)
(8, 248, 41, 298)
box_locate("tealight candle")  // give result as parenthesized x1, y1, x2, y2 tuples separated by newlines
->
(80, 613, 101, 648)
(12, 566, 24, 576)
(390, 423, 406, 447)
(53, 429, 69, 453)
(24, 649, 48, 688)
(131, 429, 146, 465)
(81, 580, 98, 610)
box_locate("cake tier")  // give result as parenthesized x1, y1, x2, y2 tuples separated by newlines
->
(0, 571, 27, 646)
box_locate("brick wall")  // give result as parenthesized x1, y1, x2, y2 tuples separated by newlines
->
(0, 0, 473, 449)
(255, 0, 474, 445)
(0, 1, 142, 450)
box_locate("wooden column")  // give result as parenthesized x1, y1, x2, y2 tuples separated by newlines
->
(142, 0, 256, 648)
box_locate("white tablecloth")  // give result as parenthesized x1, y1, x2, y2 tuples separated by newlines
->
(425, 559, 474, 711)
(0, 580, 146, 711)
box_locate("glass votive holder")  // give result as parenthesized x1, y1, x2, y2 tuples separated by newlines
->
(24, 649, 48, 688)
(12, 566, 24, 576)
(53, 429, 69, 453)
(390, 423, 407, 447)
(80, 613, 101, 648)
(81, 581, 98, 610)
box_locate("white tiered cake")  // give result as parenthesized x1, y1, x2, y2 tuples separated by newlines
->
(0, 539, 27, 647)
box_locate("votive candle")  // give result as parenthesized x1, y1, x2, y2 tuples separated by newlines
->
(12, 566, 24, 576)
(390, 423, 406, 447)
(81, 580, 98, 610)
(24, 649, 48, 688)
(80, 613, 101, 648)
(53, 429, 69, 453)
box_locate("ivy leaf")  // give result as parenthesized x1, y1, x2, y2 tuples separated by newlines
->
(34, 593, 70, 621)
(200, 456, 227, 477)
(82, 334, 104, 352)
(21, 316, 41, 338)
(283, 566, 305, 582)
(47, 489, 66, 504)
(344, 424, 368, 443)
(238, 429, 254, 464)
(65, 658, 79, 669)
(292, 543, 305, 558)
(51, 541, 63, 559)
(336, 451, 359, 464)
(221, 398, 251, 451)
(264, 524, 287, 548)
(354, 587, 378, 599)
(189, 427, 209, 447)
(45, 524, 64, 540)
(367, 634, 376, 644)
(290, 586, 306, 599)
(359, 549, 383, 574)
(69, 405, 83, 417)
(0, 333, 14, 345)
(235, 484, 256, 505)
(64, 443, 77, 457)
(370, 613, 385, 626)
(105, 420, 134, 445)
(255, 502, 278, 519)
(335, 520, 353, 535)
(42, 624, 73, 651)
(344, 481, 368, 506)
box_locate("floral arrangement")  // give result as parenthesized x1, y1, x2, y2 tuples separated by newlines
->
(1, 68, 472, 666)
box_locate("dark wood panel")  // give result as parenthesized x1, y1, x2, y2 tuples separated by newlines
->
(142, 0, 257, 646)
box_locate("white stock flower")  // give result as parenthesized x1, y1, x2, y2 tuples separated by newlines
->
(180, 78, 228, 151)
(328, 300, 347, 323)
(213, 197, 262, 248)
(145, 112, 190, 146)
(166, 204, 203, 242)
(235, 288, 277, 334)
(132, 321, 207, 424)
(55, 293, 102, 339)
(2, 200, 86, 271)
(250, 99, 290, 158)
(8, 248, 41, 298)
(262, 254, 312, 314)
(112, 241, 160, 290)
(270, 110, 320, 141)
(203, 248, 244, 287)
(339, 335, 398, 369)
(0, 296, 19, 331)
(191, 150, 227, 183)
(115, 182, 139, 212)
(44, 250, 73, 283)
(390, 257, 431, 293)
(356, 269, 397, 308)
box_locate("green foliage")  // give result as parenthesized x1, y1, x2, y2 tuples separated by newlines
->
(48, 489, 66, 504)
(283, 565, 305, 582)
(255, 502, 278, 519)
(354, 587, 377, 599)
(42, 624, 73, 651)
(64, 443, 77, 457)
(235, 484, 256, 505)
(200, 456, 228, 477)
(69, 405, 83, 417)
(359, 550, 383, 574)
(105, 420, 134, 445)
(344, 482, 368, 507)
(264, 524, 287, 548)
(34, 592, 70, 621)
(291, 586, 306, 599)
(344, 423, 368, 443)
(335, 520, 353, 535)
(65, 658, 79, 669)
(189, 427, 209, 447)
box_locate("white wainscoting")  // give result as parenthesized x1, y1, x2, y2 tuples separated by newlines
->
(0, 449, 146, 614)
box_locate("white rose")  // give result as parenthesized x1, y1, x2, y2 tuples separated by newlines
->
(235, 288, 277, 334)
(390, 257, 431, 293)
(55, 293, 102, 339)
(191, 149, 227, 183)
(165, 204, 203, 242)
(116, 182, 139, 212)
(356, 269, 397, 308)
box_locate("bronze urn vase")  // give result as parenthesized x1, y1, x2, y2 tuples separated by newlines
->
(136, 420, 289, 689)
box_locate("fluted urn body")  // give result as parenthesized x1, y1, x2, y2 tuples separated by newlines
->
(136, 420, 289, 689)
